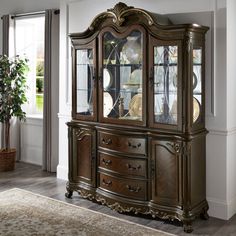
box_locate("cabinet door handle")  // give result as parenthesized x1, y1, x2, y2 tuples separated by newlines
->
(126, 163, 141, 171)
(102, 158, 112, 166)
(98, 68, 103, 86)
(102, 138, 112, 145)
(126, 185, 141, 193)
(149, 67, 154, 87)
(92, 68, 96, 81)
(102, 179, 112, 187)
(128, 142, 141, 149)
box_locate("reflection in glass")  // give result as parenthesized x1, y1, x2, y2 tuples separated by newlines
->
(76, 49, 94, 115)
(102, 30, 143, 121)
(193, 48, 202, 123)
(103, 68, 112, 91)
(154, 46, 178, 125)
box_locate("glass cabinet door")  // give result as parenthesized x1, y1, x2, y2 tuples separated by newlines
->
(99, 28, 145, 125)
(73, 41, 97, 121)
(192, 47, 203, 125)
(149, 38, 182, 130)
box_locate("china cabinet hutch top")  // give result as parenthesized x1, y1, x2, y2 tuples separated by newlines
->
(70, 2, 208, 134)
(67, 2, 209, 233)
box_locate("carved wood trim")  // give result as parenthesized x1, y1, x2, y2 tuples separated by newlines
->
(77, 189, 95, 201)
(66, 183, 208, 225)
(75, 129, 93, 141)
(145, 209, 181, 221)
(182, 143, 191, 156)
(184, 31, 193, 52)
(157, 141, 190, 156)
(95, 194, 146, 214)
(156, 142, 182, 155)
(89, 2, 155, 30)
(166, 142, 181, 154)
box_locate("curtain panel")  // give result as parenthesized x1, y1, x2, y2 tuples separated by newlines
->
(43, 9, 60, 172)
(1, 15, 20, 161)
(2, 15, 10, 56)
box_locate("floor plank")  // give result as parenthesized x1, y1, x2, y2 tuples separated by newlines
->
(0, 162, 232, 235)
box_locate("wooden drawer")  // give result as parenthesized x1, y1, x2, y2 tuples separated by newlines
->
(99, 173, 147, 200)
(98, 131, 146, 155)
(99, 152, 147, 178)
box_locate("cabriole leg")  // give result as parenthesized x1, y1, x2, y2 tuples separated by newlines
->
(200, 209, 209, 220)
(65, 188, 73, 198)
(183, 221, 193, 233)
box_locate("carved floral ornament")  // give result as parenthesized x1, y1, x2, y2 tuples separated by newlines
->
(75, 129, 92, 141)
(75, 188, 181, 221)
(89, 2, 155, 30)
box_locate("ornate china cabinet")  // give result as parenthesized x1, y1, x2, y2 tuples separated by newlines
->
(65, 2, 209, 233)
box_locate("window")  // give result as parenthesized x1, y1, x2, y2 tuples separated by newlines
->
(15, 15, 45, 115)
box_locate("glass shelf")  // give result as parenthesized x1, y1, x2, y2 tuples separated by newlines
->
(103, 63, 142, 67)
(154, 63, 177, 66)
(76, 88, 93, 92)
(105, 88, 142, 93)
(154, 91, 178, 95)
(193, 92, 202, 95)
(77, 63, 94, 66)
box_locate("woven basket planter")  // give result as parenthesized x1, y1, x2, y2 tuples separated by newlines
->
(0, 149, 16, 171)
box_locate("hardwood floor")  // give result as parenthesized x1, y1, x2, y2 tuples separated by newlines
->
(0, 162, 235, 236)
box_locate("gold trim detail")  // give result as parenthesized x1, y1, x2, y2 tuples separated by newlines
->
(89, 2, 155, 30)
(96, 194, 147, 214)
(166, 142, 181, 154)
(75, 128, 93, 141)
(65, 185, 207, 224)
(77, 189, 95, 201)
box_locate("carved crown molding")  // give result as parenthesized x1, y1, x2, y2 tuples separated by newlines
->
(89, 2, 155, 30)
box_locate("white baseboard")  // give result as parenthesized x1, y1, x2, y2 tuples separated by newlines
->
(207, 197, 236, 220)
(228, 195, 236, 220)
(207, 197, 228, 219)
(57, 165, 68, 181)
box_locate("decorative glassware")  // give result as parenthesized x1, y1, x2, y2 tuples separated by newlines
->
(122, 36, 142, 64)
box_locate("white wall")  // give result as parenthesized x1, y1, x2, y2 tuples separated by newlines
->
(58, 0, 236, 220)
(57, 0, 71, 179)
(20, 117, 43, 165)
(226, 0, 236, 219)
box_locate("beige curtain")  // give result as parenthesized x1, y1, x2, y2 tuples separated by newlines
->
(42, 9, 60, 172)
(2, 14, 14, 56)
(1, 15, 20, 160)
(2, 15, 10, 55)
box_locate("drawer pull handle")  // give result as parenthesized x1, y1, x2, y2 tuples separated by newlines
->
(126, 163, 141, 171)
(102, 138, 112, 145)
(126, 185, 141, 193)
(102, 179, 112, 187)
(102, 158, 112, 166)
(128, 142, 141, 149)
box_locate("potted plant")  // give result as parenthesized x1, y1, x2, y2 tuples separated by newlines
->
(0, 55, 28, 171)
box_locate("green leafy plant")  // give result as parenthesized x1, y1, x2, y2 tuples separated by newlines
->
(36, 76, 43, 93)
(0, 55, 29, 151)
(36, 61, 44, 76)
(36, 61, 44, 93)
